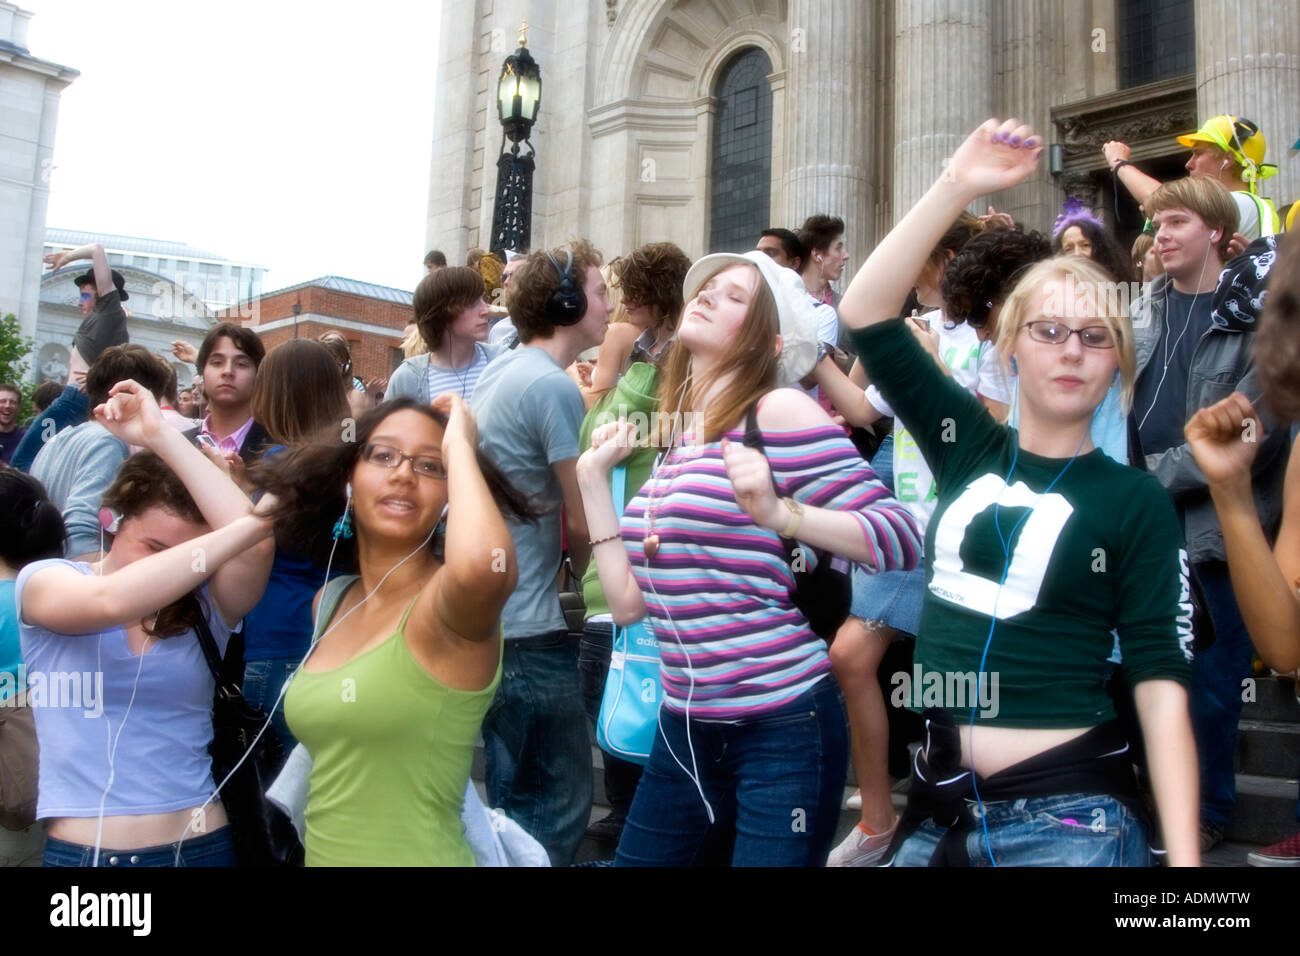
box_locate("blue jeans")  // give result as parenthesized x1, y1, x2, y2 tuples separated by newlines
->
(614, 676, 849, 866)
(891, 792, 1151, 867)
(577, 620, 644, 821)
(11, 385, 88, 472)
(43, 827, 237, 867)
(482, 631, 593, 866)
(1190, 561, 1255, 830)
(241, 656, 301, 757)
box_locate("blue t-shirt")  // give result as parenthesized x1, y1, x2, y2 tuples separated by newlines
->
(471, 345, 584, 639)
(15, 559, 232, 818)
(1135, 288, 1213, 456)
(0, 581, 20, 703)
(244, 446, 339, 661)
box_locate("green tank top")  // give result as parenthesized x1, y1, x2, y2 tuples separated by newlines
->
(284, 575, 502, 866)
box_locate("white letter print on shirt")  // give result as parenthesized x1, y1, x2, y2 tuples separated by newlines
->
(929, 473, 1074, 619)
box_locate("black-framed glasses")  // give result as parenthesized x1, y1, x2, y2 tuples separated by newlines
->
(1023, 321, 1115, 349)
(361, 443, 447, 479)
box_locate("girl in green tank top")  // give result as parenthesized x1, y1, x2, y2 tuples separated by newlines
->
(253, 395, 535, 866)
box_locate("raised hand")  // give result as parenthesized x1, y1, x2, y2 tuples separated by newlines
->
(578, 419, 637, 475)
(721, 437, 783, 530)
(431, 392, 478, 457)
(1102, 140, 1131, 169)
(93, 379, 166, 448)
(1185, 392, 1261, 490)
(945, 119, 1042, 198)
(43, 250, 72, 272)
(171, 340, 199, 364)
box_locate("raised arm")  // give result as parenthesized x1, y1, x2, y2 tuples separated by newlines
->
(417, 394, 519, 644)
(43, 242, 114, 297)
(20, 514, 271, 636)
(576, 421, 647, 626)
(1188, 393, 1300, 670)
(810, 354, 884, 428)
(724, 388, 921, 571)
(1102, 141, 1162, 206)
(839, 119, 1042, 333)
(94, 379, 274, 625)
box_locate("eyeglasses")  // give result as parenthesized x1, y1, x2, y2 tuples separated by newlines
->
(360, 443, 447, 479)
(1022, 321, 1115, 349)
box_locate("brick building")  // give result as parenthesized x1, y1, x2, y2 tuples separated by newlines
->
(227, 275, 413, 383)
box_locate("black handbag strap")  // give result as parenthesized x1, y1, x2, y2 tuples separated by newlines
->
(191, 602, 244, 700)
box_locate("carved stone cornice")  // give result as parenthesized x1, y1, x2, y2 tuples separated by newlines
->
(1051, 75, 1197, 171)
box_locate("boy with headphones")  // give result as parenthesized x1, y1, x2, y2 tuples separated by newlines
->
(469, 239, 612, 865)
(1130, 175, 1289, 852)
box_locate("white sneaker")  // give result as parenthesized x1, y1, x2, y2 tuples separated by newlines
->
(827, 821, 898, 867)
(845, 790, 862, 810)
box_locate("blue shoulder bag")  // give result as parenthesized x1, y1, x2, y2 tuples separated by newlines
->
(595, 465, 661, 765)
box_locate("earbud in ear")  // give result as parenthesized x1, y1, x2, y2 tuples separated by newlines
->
(1009, 357, 1019, 375)
(1210, 232, 1220, 242)
(345, 482, 353, 499)
(1221, 159, 1230, 170)
(98, 507, 122, 535)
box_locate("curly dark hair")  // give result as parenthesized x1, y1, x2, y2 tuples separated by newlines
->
(942, 228, 1053, 325)
(1254, 230, 1300, 422)
(100, 452, 207, 639)
(797, 214, 844, 255)
(614, 242, 691, 330)
(1053, 218, 1136, 283)
(927, 211, 987, 269)
(85, 344, 172, 409)
(506, 240, 604, 343)
(249, 397, 537, 572)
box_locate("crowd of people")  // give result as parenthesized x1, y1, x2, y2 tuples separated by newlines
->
(0, 112, 1297, 869)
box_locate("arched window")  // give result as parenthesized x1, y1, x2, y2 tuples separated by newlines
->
(708, 47, 773, 253)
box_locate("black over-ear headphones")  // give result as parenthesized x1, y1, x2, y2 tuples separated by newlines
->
(545, 250, 587, 326)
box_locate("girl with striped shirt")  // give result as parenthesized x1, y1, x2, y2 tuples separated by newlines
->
(576, 251, 921, 866)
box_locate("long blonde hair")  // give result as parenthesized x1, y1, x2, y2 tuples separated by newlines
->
(656, 262, 780, 443)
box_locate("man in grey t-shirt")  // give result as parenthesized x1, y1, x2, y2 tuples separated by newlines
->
(470, 240, 611, 865)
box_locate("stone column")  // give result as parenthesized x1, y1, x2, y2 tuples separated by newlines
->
(892, 0, 994, 224)
(1194, 0, 1300, 222)
(993, 0, 1057, 228)
(782, 0, 874, 276)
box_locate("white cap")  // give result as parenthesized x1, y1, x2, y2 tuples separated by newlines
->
(682, 250, 821, 387)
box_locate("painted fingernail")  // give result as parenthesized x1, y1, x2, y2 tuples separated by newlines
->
(1022, 137, 1037, 148)
(992, 132, 1006, 143)
(1008, 136, 1021, 146)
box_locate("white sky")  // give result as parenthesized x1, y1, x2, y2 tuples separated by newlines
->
(26, 0, 440, 295)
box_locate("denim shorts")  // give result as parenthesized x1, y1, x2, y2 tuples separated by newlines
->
(42, 826, 237, 867)
(890, 792, 1151, 867)
(850, 563, 926, 637)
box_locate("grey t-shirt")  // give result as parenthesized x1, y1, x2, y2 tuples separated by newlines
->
(470, 346, 584, 639)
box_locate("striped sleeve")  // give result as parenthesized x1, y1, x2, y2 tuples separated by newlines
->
(765, 424, 923, 573)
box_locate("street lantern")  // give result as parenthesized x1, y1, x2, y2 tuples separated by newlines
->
(490, 22, 541, 255)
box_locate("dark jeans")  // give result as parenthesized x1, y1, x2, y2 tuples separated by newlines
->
(1191, 560, 1255, 830)
(241, 656, 301, 757)
(11, 385, 88, 472)
(43, 827, 237, 867)
(578, 620, 645, 821)
(615, 676, 849, 866)
(481, 631, 593, 866)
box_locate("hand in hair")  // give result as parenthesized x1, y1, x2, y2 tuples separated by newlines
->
(1185, 392, 1260, 492)
(93, 379, 166, 448)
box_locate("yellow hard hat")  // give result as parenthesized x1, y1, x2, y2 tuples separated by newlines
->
(1178, 116, 1279, 191)
(1287, 201, 1298, 233)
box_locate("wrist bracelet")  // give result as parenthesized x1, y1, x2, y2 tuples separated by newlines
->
(589, 533, 622, 546)
(1112, 159, 1133, 173)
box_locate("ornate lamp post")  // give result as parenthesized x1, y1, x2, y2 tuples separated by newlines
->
(489, 23, 541, 255)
